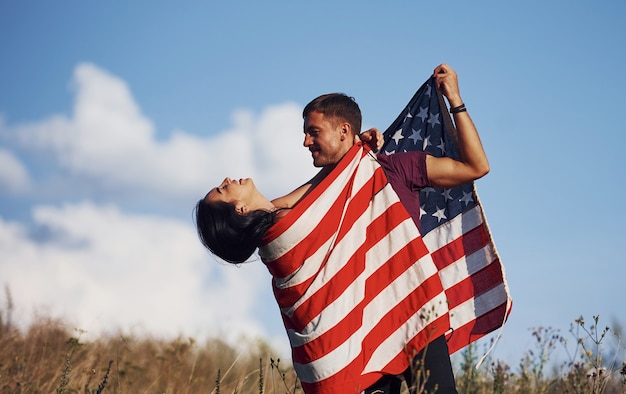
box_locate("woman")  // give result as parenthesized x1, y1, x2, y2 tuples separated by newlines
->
(195, 176, 308, 264)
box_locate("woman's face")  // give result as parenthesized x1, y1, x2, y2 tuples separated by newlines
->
(204, 177, 256, 205)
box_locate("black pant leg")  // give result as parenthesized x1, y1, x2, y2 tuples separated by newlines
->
(404, 335, 458, 394)
(363, 374, 403, 394)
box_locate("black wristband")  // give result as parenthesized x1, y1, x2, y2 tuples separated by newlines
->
(450, 103, 467, 114)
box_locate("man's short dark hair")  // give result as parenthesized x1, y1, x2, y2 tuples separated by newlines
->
(303, 93, 362, 134)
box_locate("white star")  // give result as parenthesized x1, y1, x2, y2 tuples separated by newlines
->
(427, 111, 441, 128)
(460, 191, 474, 205)
(442, 189, 453, 201)
(432, 207, 447, 222)
(422, 135, 431, 150)
(417, 107, 429, 122)
(425, 84, 432, 97)
(420, 205, 427, 219)
(384, 149, 396, 155)
(392, 129, 404, 145)
(409, 128, 422, 144)
(403, 111, 413, 123)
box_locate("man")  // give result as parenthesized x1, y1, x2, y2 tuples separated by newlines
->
(296, 64, 489, 394)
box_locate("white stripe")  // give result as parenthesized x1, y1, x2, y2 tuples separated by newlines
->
(438, 243, 498, 290)
(293, 324, 364, 383)
(422, 205, 483, 253)
(448, 283, 509, 329)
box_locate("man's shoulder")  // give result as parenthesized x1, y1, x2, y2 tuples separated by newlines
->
(376, 151, 428, 165)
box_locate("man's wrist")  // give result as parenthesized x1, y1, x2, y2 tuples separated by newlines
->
(447, 96, 463, 108)
(450, 103, 467, 114)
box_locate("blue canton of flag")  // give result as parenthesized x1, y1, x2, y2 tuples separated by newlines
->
(382, 77, 475, 236)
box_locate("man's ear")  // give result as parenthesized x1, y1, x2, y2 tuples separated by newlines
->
(339, 122, 351, 141)
(234, 200, 247, 215)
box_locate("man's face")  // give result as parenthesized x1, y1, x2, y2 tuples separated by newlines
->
(303, 111, 350, 167)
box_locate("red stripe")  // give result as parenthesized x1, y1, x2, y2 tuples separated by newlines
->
(446, 302, 509, 354)
(430, 224, 490, 271)
(300, 365, 382, 394)
(445, 259, 504, 309)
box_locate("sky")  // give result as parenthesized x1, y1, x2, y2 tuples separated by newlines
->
(1, 1, 625, 369)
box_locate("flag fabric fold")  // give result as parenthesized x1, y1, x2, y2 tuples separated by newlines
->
(381, 76, 512, 354)
(260, 143, 451, 393)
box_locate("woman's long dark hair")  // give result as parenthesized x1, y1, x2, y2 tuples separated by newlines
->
(194, 199, 277, 264)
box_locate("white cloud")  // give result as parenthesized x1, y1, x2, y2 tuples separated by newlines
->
(3, 63, 316, 201)
(0, 202, 289, 355)
(0, 62, 315, 358)
(0, 148, 30, 193)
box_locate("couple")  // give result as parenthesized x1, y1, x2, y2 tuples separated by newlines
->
(195, 64, 489, 394)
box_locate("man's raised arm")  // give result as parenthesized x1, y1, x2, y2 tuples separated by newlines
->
(426, 64, 490, 188)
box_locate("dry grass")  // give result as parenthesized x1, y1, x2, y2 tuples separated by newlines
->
(1, 301, 624, 393)
(0, 315, 300, 393)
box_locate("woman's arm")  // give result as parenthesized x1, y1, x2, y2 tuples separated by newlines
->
(271, 167, 332, 209)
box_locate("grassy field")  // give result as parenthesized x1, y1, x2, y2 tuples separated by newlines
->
(1, 303, 624, 393)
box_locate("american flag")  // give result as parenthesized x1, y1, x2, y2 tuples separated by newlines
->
(260, 144, 451, 393)
(381, 77, 512, 354)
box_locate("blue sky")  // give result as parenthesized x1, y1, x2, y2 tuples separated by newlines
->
(1, 1, 625, 368)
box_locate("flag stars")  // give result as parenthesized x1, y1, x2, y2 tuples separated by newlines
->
(420, 205, 427, 219)
(391, 129, 404, 145)
(432, 207, 447, 222)
(409, 128, 423, 144)
(460, 191, 474, 205)
(403, 111, 413, 123)
(442, 189, 453, 201)
(427, 111, 441, 128)
(416, 107, 429, 122)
